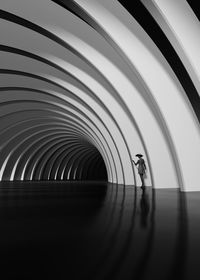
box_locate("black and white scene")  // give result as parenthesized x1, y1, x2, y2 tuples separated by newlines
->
(0, 0, 200, 279)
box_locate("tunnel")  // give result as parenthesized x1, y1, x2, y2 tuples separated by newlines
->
(0, 0, 200, 190)
(0, 1, 200, 280)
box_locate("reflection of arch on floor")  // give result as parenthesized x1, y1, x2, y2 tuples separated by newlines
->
(89, 185, 188, 280)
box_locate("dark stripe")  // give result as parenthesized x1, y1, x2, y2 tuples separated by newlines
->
(187, 0, 200, 21)
(118, 0, 200, 123)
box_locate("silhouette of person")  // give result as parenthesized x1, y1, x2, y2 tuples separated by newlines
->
(132, 154, 146, 188)
(140, 187, 150, 228)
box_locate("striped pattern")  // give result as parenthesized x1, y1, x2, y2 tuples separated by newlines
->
(0, 0, 199, 190)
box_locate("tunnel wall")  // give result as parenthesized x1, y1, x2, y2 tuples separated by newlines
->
(0, 0, 199, 190)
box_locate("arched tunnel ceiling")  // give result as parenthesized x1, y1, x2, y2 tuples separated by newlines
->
(0, 0, 199, 191)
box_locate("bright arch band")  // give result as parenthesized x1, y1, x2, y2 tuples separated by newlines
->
(0, 0, 199, 191)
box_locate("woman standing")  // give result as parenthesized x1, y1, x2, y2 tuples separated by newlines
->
(132, 154, 146, 188)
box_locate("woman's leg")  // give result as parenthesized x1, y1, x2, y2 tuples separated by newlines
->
(140, 174, 145, 187)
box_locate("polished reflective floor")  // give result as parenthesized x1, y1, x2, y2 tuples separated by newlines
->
(0, 181, 199, 280)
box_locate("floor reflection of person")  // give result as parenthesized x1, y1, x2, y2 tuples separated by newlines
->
(140, 187, 150, 228)
(132, 154, 146, 188)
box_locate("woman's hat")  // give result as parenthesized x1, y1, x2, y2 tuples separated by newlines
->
(135, 154, 143, 158)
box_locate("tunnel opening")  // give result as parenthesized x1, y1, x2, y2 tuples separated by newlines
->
(9, 137, 108, 182)
(80, 153, 108, 181)
(32, 143, 108, 182)
(53, 144, 108, 182)
(0, 113, 109, 183)
(39, 138, 109, 182)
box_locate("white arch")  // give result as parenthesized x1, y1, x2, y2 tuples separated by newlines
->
(0, 0, 199, 190)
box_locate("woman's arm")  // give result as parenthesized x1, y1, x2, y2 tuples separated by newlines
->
(132, 159, 136, 165)
(132, 159, 138, 165)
